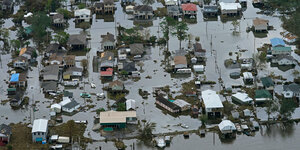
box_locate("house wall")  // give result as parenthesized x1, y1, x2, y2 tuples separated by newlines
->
(32, 131, 47, 142)
(278, 58, 293, 65)
(254, 24, 267, 31)
(272, 50, 291, 55)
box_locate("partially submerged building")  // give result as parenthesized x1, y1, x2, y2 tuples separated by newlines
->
(201, 90, 224, 118)
(99, 110, 137, 128)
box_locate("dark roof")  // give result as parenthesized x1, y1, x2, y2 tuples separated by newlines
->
(104, 0, 114, 5)
(52, 13, 64, 20)
(64, 55, 76, 66)
(2, 0, 13, 5)
(63, 91, 73, 98)
(203, 5, 218, 13)
(134, 5, 153, 12)
(41, 81, 57, 91)
(130, 43, 144, 55)
(0, 124, 12, 137)
(100, 51, 114, 62)
(109, 80, 124, 88)
(156, 95, 180, 111)
(13, 56, 28, 62)
(283, 83, 300, 93)
(46, 43, 60, 53)
(67, 34, 87, 45)
(95, 2, 104, 8)
(63, 100, 80, 109)
(101, 32, 115, 43)
(260, 77, 274, 87)
(194, 43, 205, 52)
(43, 65, 60, 76)
(255, 90, 272, 99)
(122, 61, 137, 72)
(64, 67, 83, 75)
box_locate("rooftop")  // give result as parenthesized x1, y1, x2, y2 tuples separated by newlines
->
(270, 38, 285, 47)
(219, 2, 241, 10)
(32, 119, 48, 133)
(181, 3, 197, 11)
(201, 90, 224, 109)
(100, 110, 136, 124)
(260, 77, 274, 87)
(174, 56, 187, 65)
(253, 18, 269, 26)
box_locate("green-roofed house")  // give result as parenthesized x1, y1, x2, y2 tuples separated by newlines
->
(255, 89, 272, 104)
(271, 46, 291, 55)
(260, 77, 274, 91)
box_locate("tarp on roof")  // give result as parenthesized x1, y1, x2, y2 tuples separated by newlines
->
(270, 38, 285, 47)
(10, 73, 20, 82)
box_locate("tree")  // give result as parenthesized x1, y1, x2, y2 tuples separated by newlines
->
(46, 0, 62, 12)
(203, 0, 211, 5)
(138, 122, 156, 145)
(160, 17, 176, 50)
(280, 99, 297, 120)
(199, 114, 208, 128)
(172, 21, 189, 50)
(78, 3, 86, 9)
(81, 59, 88, 71)
(141, 0, 155, 5)
(10, 40, 21, 51)
(31, 12, 51, 46)
(265, 101, 279, 120)
(231, 20, 240, 33)
(79, 22, 91, 31)
(0, 28, 10, 50)
(53, 31, 69, 46)
(57, 8, 73, 19)
(195, 36, 200, 42)
(116, 103, 126, 111)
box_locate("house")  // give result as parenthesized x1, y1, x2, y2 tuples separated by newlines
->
(119, 61, 137, 74)
(126, 99, 136, 110)
(19, 47, 36, 62)
(45, 43, 65, 57)
(194, 43, 206, 59)
(283, 83, 300, 100)
(121, 0, 135, 5)
(155, 95, 180, 113)
(165, 0, 178, 6)
(218, 120, 236, 134)
(99, 110, 137, 128)
(74, 8, 91, 23)
(232, 92, 253, 105)
(282, 31, 298, 44)
(243, 72, 253, 84)
(109, 80, 124, 92)
(129, 43, 144, 56)
(255, 89, 272, 103)
(32, 119, 48, 142)
(173, 55, 187, 70)
(47, 53, 64, 67)
(167, 6, 180, 19)
(42, 65, 60, 81)
(62, 100, 80, 113)
(1, 0, 13, 11)
(219, 2, 242, 16)
(50, 104, 62, 113)
(9, 73, 26, 87)
(64, 55, 76, 68)
(253, 18, 269, 32)
(100, 51, 115, 78)
(133, 5, 153, 20)
(103, 0, 115, 14)
(173, 99, 191, 111)
(101, 32, 115, 50)
(0, 124, 11, 146)
(41, 81, 57, 93)
(203, 5, 218, 17)
(181, 3, 197, 16)
(94, 2, 104, 14)
(201, 90, 224, 118)
(270, 38, 285, 47)
(260, 77, 274, 91)
(180, 0, 190, 3)
(52, 13, 65, 27)
(67, 34, 87, 50)
(13, 56, 28, 70)
(271, 47, 292, 56)
(63, 67, 83, 80)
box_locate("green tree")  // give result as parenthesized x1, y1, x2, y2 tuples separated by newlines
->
(138, 122, 156, 145)
(172, 21, 189, 50)
(116, 103, 126, 111)
(10, 40, 21, 51)
(66, 120, 75, 138)
(231, 20, 240, 33)
(31, 12, 51, 46)
(57, 8, 73, 19)
(0, 28, 10, 50)
(199, 114, 208, 127)
(280, 99, 297, 120)
(79, 22, 91, 31)
(81, 59, 88, 71)
(160, 17, 176, 50)
(203, 0, 211, 5)
(141, 0, 155, 5)
(53, 31, 69, 46)
(78, 3, 86, 9)
(46, 0, 62, 12)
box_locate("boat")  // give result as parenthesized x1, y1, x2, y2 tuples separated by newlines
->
(199, 129, 205, 137)
(80, 92, 91, 98)
(156, 138, 166, 148)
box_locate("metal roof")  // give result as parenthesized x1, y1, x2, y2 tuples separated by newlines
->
(100, 110, 136, 124)
(270, 38, 285, 47)
(32, 119, 48, 133)
(202, 90, 223, 109)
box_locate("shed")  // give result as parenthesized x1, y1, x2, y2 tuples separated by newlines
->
(232, 92, 253, 105)
(50, 104, 62, 113)
(126, 99, 136, 110)
(57, 136, 70, 143)
(243, 72, 253, 84)
(173, 99, 191, 111)
(218, 120, 236, 134)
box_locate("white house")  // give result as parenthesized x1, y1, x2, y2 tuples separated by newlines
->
(50, 103, 62, 113)
(165, 0, 178, 6)
(201, 90, 224, 117)
(219, 2, 242, 16)
(193, 65, 204, 72)
(32, 119, 48, 142)
(232, 92, 253, 105)
(272, 55, 295, 65)
(243, 72, 253, 84)
(126, 99, 136, 110)
(74, 9, 91, 22)
(218, 120, 236, 134)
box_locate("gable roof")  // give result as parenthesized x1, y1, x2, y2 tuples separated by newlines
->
(270, 38, 285, 47)
(253, 18, 269, 26)
(130, 43, 144, 55)
(272, 46, 292, 52)
(174, 56, 187, 65)
(104, 0, 114, 5)
(283, 83, 300, 93)
(109, 80, 124, 88)
(95, 2, 104, 8)
(181, 3, 197, 11)
(134, 5, 153, 11)
(156, 95, 181, 110)
(260, 77, 274, 87)
(63, 100, 80, 109)
(0, 124, 11, 137)
(202, 90, 224, 109)
(32, 119, 48, 133)
(52, 13, 64, 20)
(67, 34, 87, 45)
(219, 2, 241, 10)
(203, 5, 218, 13)
(167, 5, 180, 13)
(75, 9, 91, 16)
(49, 53, 63, 62)
(255, 89, 272, 99)
(122, 61, 137, 72)
(41, 81, 57, 91)
(45, 43, 60, 53)
(43, 65, 59, 80)
(101, 32, 115, 43)
(100, 51, 114, 62)
(64, 55, 76, 66)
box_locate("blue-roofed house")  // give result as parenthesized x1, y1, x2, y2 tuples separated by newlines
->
(270, 38, 285, 47)
(9, 73, 27, 87)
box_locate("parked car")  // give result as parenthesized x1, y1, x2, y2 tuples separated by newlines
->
(80, 93, 91, 98)
(90, 83, 96, 88)
(96, 93, 105, 99)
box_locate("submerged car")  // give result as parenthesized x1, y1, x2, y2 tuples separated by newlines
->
(80, 93, 91, 98)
